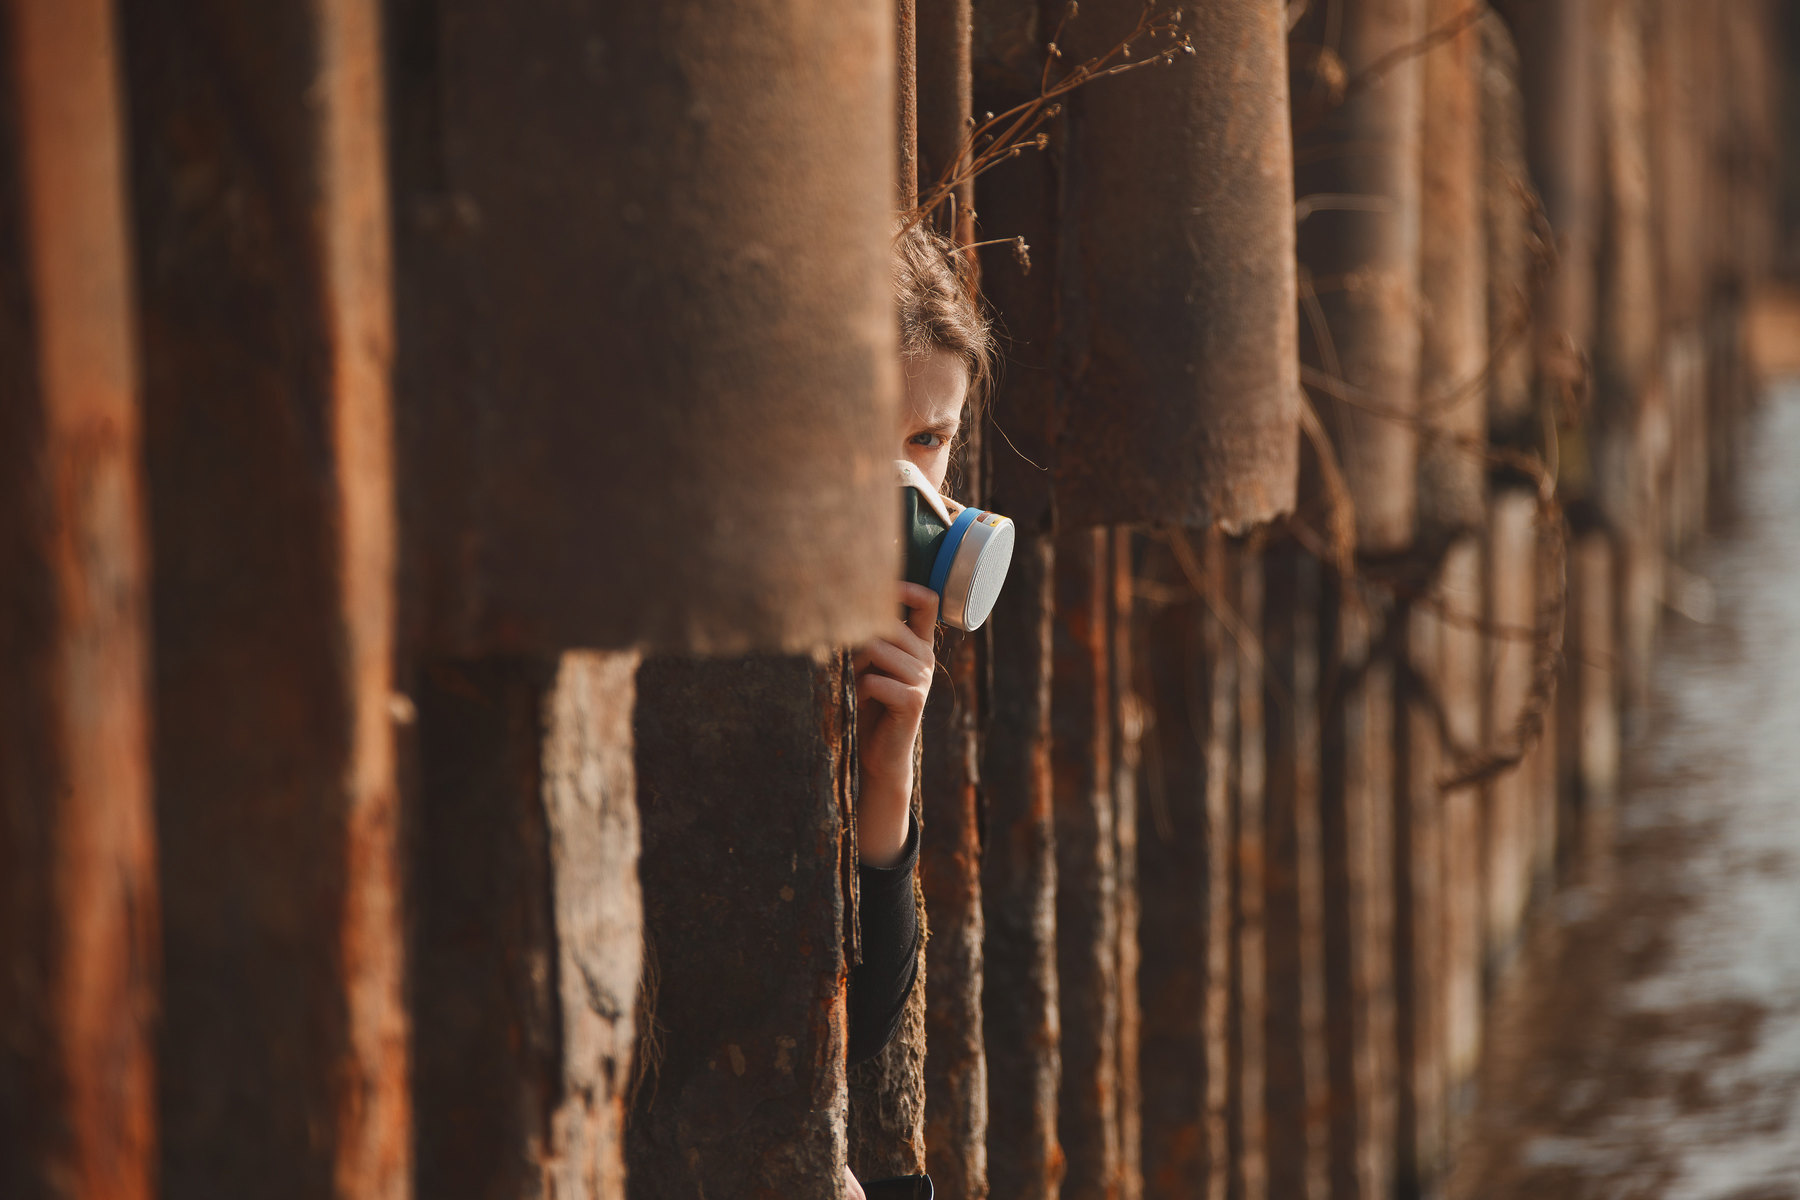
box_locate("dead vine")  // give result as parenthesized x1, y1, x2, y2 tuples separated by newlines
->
(901, 1, 1195, 244)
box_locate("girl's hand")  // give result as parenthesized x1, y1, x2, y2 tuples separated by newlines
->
(851, 582, 938, 867)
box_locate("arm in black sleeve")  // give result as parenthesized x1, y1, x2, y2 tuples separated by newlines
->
(846, 816, 921, 1066)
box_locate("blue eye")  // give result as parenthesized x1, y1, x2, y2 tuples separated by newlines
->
(910, 431, 945, 449)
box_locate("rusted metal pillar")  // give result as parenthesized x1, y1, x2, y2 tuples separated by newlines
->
(0, 1, 157, 1194)
(1058, 0, 1299, 530)
(1436, 540, 1484, 1114)
(1417, 0, 1490, 550)
(1567, 531, 1620, 832)
(386, 6, 901, 1198)
(976, 5, 1063, 1194)
(1053, 528, 1124, 1200)
(389, 0, 899, 657)
(1481, 12, 1536, 454)
(1504, 0, 1600, 406)
(920, 626, 989, 1195)
(915, 7, 988, 1194)
(1229, 543, 1269, 1200)
(916, 0, 974, 232)
(1260, 541, 1328, 1200)
(1593, 0, 1665, 739)
(627, 657, 854, 1197)
(1482, 492, 1538, 969)
(1137, 533, 1233, 1200)
(118, 1, 407, 1193)
(1394, 598, 1447, 1198)
(1293, 0, 1427, 553)
(1318, 574, 1397, 1200)
(1112, 534, 1145, 1200)
(413, 653, 641, 1198)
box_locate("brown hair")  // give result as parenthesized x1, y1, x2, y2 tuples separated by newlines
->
(893, 221, 994, 415)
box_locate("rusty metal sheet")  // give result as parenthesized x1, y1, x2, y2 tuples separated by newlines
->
(1135, 535, 1229, 1200)
(412, 652, 641, 1199)
(1258, 542, 1328, 1200)
(387, 0, 899, 657)
(1481, 13, 1537, 452)
(116, 0, 408, 1192)
(1318, 575, 1397, 1200)
(1052, 527, 1124, 1200)
(1394, 600, 1448, 1195)
(0, 1, 157, 1194)
(628, 655, 852, 1197)
(1056, 0, 1299, 531)
(1292, 0, 1427, 554)
(1416, 0, 1489, 546)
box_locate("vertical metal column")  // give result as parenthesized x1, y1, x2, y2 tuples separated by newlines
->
(976, 5, 1064, 1193)
(118, 1, 407, 1193)
(1260, 543, 1329, 1200)
(1053, 528, 1123, 1200)
(0, 2, 157, 1194)
(1293, 0, 1428, 553)
(1057, 0, 1299, 530)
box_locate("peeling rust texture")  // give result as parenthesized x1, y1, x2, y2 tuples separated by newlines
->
(117, 1, 407, 1193)
(1416, 0, 1489, 547)
(0, 1, 157, 1195)
(1394, 600, 1448, 1195)
(1110, 532, 1145, 1200)
(1053, 528, 1124, 1200)
(976, 7, 1065, 1193)
(1136, 535, 1229, 1200)
(387, 0, 900, 657)
(1318, 576, 1396, 1200)
(1480, 14, 1535, 452)
(628, 656, 850, 1199)
(1293, 0, 1426, 554)
(1437, 540, 1484, 1099)
(1227, 542, 1269, 1200)
(1057, 0, 1299, 530)
(1258, 543, 1328, 1200)
(411, 653, 641, 1200)
(921, 624, 991, 1199)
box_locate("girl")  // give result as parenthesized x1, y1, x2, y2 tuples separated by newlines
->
(843, 223, 993, 1200)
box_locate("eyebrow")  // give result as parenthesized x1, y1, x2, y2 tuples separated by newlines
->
(918, 417, 961, 436)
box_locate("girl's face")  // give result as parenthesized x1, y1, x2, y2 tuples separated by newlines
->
(898, 348, 970, 495)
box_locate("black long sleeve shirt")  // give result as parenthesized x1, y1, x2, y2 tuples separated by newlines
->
(846, 817, 922, 1066)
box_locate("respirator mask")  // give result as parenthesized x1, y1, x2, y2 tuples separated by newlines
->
(897, 460, 1015, 631)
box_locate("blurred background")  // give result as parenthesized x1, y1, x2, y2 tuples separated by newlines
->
(6, 1, 1800, 1197)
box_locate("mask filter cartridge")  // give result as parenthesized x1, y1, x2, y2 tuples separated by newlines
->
(897, 460, 1014, 631)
